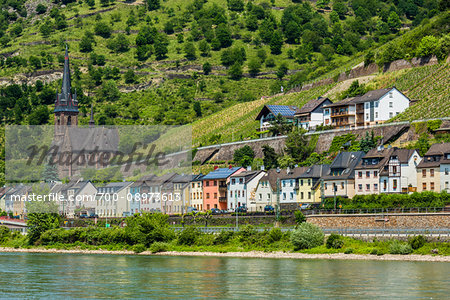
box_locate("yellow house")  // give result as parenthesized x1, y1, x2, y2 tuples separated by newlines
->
(190, 174, 204, 211)
(297, 165, 330, 204)
(322, 151, 365, 199)
(416, 143, 450, 192)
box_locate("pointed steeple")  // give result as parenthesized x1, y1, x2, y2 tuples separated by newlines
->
(54, 44, 78, 114)
(89, 104, 95, 127)
(61, 44, 71, 97)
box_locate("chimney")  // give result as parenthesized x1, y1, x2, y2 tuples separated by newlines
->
(260, 165, 265, 171)
(214, 166, 219, 170)
(229, 165, 232, 169)
(276, 167, 280, 173)
(286, 167, 290, 174)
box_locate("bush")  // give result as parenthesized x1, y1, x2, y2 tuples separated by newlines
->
(370, 248, 379, 255)
(326, 234, 344, 249)
(389, 240, 413, 255)
(294, 211, 306, 225)
(268, 228, 283, 243)
(290, 223, 324, 250)
(177, 227, 200, 245)
(213, 230, 234, 245)
(409, 235, 426, 250)
(133, 243, 146, 253)
(239, 225, 257, 243)
(344, 248, 354, 254)
(149, 242, 169, 253)
(0, 226, 10, 242)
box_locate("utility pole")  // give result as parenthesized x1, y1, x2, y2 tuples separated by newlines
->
(235, 191, 238, 230)
(276, 178, 280, 225)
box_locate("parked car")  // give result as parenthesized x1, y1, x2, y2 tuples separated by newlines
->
(187, 207, 198, 213)
(235, 206, 247, 213)
(210, 208, 221, 214)
(264, 205, 275, 212)
(300, 204, 311, 210)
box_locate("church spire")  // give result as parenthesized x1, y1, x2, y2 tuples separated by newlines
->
(89, 104, 95, 127)
(54, 44, 78, 114)
(61, 44, 71, 97)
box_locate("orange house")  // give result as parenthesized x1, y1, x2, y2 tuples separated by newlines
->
(202, 167, 245, 211)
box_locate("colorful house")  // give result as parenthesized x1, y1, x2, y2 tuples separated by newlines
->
(379, 148, 421, 193)
(295, 97, 332, 130)
(355, 148, 393, 195)
(228, 170, 266, 212)
(96, 182, 133, 217)
(253, 169, 279, 211)
(279, 167, 308, 210)
(202, 167, 245, 211)
(417, 143, 450, 192)
(322, 151, 365, 199)
(297, 164, 330, 203)
(190, 174, 204, 211)
(255, 105, 298, 135)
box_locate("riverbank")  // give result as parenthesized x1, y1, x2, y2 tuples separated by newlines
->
(1, 247, 448, 262)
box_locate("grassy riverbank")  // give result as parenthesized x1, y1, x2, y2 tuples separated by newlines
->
(1, 213, 449, 258)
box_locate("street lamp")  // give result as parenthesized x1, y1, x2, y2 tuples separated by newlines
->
(333, 184, 337, 210)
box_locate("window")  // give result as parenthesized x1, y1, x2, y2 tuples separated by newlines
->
(422, 169, 426, 178)
(358, 184, 363, 191)
(231, 179, 235, 185)
(230, 191, 233, 198)
(366, 171, 370, 178)
(290, 192, 294, 200)
(366, 113, 369, 120)
(446, 182, 449, 189)
(301, 192, 304, 199)
(300, 179, 304, 186)
(239, 178, 244, 184)
(422, 183, 427, 190)
(290, 180, 293, 187)
(308, 179, 311, 186)
(206, 181, 210, 187)
(389, 101, 393, 107)
(389, 112, 393, 118)
(267, 194, 271, 199)
(206, 193, 210, 199)
(392, 166, 397, 174)
(213, 181, 217, 186)
(283, 193, 286, 200)
(324, 183, 328, 190)
(430, 182, 435, 190)
(445, 168, 449, 175)
(430, 169, 434, 177)
(383, 180, 387, 190)
(374, 171, 378, 177)
(238, 191, 240, 197)
(393, 179, 397, 190)
(308, 192, 311, 199)
(375, 112, 378, 118)
(366, 184, 370, 191)
(214, 193, 217, 199)
(375, 101, 379, 108)
(374, 183, 378, 190)
(283, 181, 286, 187)
(341, 182, 344, 189)
(365, 103, 369, 109)
(358, 172, 362, 178)
(258, 193, 262, 200)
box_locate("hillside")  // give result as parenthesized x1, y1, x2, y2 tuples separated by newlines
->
(0, 0, 449, 129)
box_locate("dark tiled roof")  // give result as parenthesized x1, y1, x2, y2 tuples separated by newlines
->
(322, 97, 357, 108)
(322, 151, 365, 180)
(355, 148, 394, 170)
(417, 143, 450, 168)
(54, 45, 78, 113)
(295, 97, 331, 115)
(298, 164, 330, 178)
(279, 167, 309, 179)
(230, 170, 264, 183)
(65, 127, 120, 152)
(352, 88, 392, 104)
(259, 169, 280, 191)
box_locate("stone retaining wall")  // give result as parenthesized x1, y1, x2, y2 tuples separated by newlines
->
(307, 213, 450, 229)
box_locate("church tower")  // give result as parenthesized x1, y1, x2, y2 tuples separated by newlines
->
(54, 45, 78, 140)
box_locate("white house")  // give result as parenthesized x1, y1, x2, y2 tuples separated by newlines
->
(380, 148, 422, 193)
(353, 87, 411, 126)
(253, 169, 278, 211)
(228, 170, 265, 211)
(295, 97, 332, 130)
(96, 182, 133, 217)
(279, 167, 308, 210)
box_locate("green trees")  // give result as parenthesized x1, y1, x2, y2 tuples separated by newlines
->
(36, 4, 47, 14)
(94, 21, 112, 38)
(248, 58, 262, 77)
(221, 47, 246, 66)
(198, 40, 211, 57)
(387, 11, 401, 33)
(233, 145, 255, 167)
(416, 35, 439, 57)
(359, 131, 376, 153)
(270, 30, 283, 55)
(215, 24, 233, 48)
(124, 70, 137, 84)
(284, 127, 313, 163)
(79, 31, 95, 53)
(147, 0, 160, 11)
(202, 61, 212, 75)
(193, 102, 202, 117)
(227, 0, 244, 11)
(184, 42, 197, 60)
(228, 62, 243, 80)
(262, 145, 278, 169)
(107, 34, 130, 52)
(269, 114, 292, 136)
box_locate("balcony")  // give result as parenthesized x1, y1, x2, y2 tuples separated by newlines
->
(218, 197, 227, 203)
(331, 111, 355, 117)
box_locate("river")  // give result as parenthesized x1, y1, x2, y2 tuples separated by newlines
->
(0, 252, 448, 299)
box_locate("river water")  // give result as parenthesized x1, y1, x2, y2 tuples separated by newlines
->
(0, 252, 448, 299)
